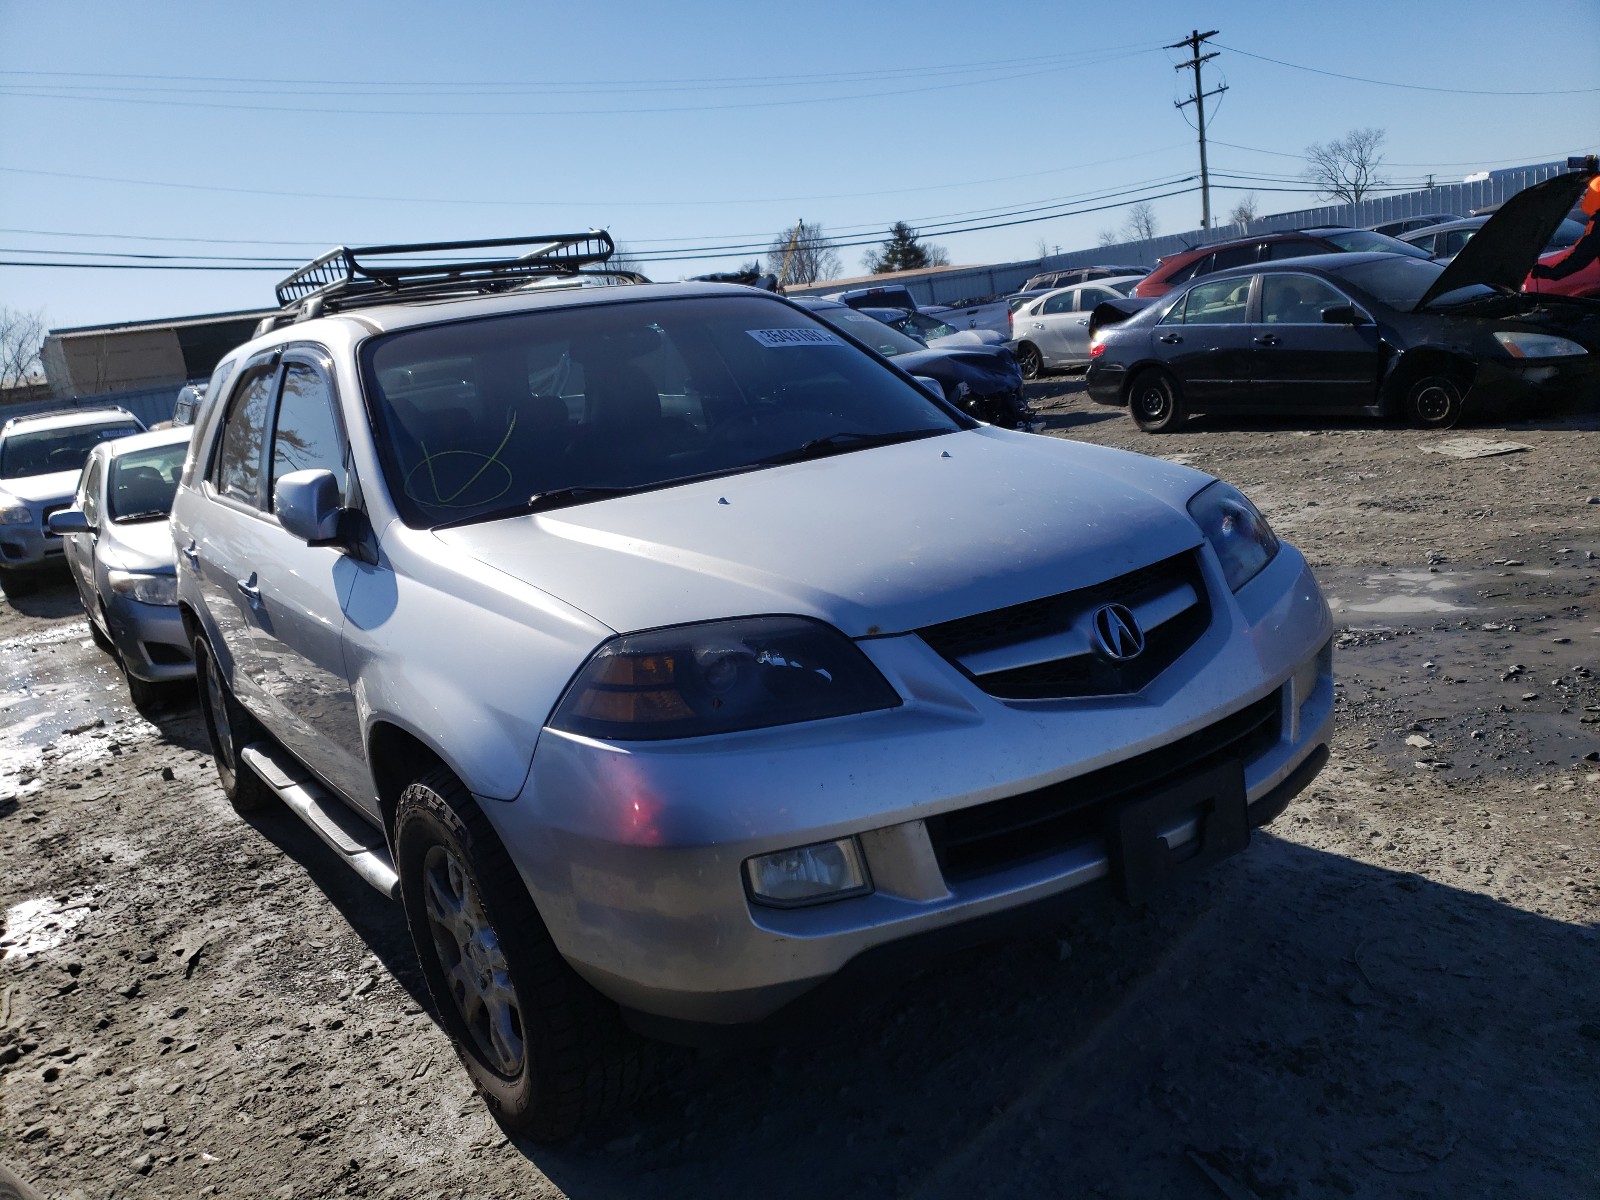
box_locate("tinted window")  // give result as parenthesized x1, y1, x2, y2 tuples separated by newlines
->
(1041, 292, 1075, 315)
(1208, 244, 1256, 273)
(109, 441, 186, 521)
(0, 422, 141, 480)
(214, 364, 277, 506)
(1331, 257, 1447, 310)
(808, 306, 924, 357)
(1267, 240, 1317, 262)
(1260, 275, 1348, 324)
(1441, 230, 1473, 257)
(1317, 229, 1431, 259)
(1176, 277, 1251, 324)
(1076, 288, 1116, 311)
(79, 457, 102, 525)
(1168, 255, 1210, 285)
(270, 363, 345, 509)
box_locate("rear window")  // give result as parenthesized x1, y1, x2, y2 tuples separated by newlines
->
(0, 422, 142, 480)
(109, 441, 187, 521)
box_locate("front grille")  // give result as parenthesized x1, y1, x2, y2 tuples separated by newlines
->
(926, 689, 1282, 881)
(917, 550, 1209, 700)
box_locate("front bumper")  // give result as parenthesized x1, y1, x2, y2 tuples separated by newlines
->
(0, 524, 62, 570)
(1466, 353, 1600, 416)
(484, 545, 1333, 1028)
(104, 593, 193, 682)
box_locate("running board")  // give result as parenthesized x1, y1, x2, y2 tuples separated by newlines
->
(239, 743, 399, 901)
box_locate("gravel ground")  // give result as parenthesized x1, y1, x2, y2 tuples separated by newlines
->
(2, 384, 1597, 1199)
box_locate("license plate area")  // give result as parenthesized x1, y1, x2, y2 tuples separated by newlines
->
(1108, 758, 1248, 905)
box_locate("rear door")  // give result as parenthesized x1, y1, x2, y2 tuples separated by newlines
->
(1250, 273, 1383, 410)
(1153, 276, 1257, 408)
(1022, 290, 1079, 366)
(1059, 286, 1120, 363)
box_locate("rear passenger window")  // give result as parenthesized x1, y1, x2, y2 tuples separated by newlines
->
(270, 363, 345, 509)
(1209, 244, 1256, 273)
(1175, 278, 1251, 325)
(1041, 292, 1075, 315)
(214, 364, 277, 506)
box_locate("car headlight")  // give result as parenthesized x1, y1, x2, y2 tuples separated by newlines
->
(1188, 480, 1280, 593)
(106, 570, 177, 606)
(1493, 332, 1587, 359)
(549, 616, 901, 741)
(0, 503, 31, 525)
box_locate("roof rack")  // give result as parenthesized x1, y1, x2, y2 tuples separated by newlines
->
(2, 405, 135, 431)
(273, 231, 617, 312)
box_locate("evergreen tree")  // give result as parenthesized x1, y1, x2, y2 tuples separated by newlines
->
(863, 222, 948, 274)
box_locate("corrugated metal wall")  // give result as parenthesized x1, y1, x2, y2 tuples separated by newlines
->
(790, 161, 1571, 306)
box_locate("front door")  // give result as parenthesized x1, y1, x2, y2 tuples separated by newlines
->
(1250, 274, 1383, 410)
(62, 454, 103, 625)
(1023, 289, 1080, 367)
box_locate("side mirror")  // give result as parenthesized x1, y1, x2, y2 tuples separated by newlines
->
(1321, 304, 1364, 325)
(911, 376, 946, 401)
(275, 469, 342, 544)
(47, 508, 91, 535)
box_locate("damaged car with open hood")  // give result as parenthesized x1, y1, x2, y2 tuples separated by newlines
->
(171, 232, 1333, 1139)
(1085, 159, 1600, 431)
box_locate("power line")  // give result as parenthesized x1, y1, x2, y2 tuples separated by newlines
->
(1168, 29, 1227, 230)
(1214, 42, 1600, 96)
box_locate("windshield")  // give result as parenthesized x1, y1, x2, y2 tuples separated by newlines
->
(108, 441, 186, 521)
(361, 294, 963, 528)
(893, 312, 962, 340)
(1331, 256, 1498, 311)
(1317, 229, 1433, 259)
(0, 422, 142, 480)
(807, 305, 925, 357)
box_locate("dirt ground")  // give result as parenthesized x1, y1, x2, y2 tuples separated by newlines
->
(2, 384, 1597, 1199)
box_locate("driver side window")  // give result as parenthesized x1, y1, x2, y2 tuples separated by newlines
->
(212, 362, 279, 508)
(79, 458, 102, 526)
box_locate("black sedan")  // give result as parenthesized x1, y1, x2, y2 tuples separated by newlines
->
(792, 297, 1034, 430)
(1086, 167, 1600, 432)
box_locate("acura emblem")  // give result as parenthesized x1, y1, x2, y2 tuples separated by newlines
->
(1092, 603, 1145, 661)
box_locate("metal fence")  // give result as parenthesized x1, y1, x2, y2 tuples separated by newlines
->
(0, 384, 180, 430)
(789, 161, 1572, 306)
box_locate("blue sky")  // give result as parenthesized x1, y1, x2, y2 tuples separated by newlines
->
(1, 0, 1596, 331)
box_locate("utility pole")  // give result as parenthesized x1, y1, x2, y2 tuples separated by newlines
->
(1169, 29, 1226, 230)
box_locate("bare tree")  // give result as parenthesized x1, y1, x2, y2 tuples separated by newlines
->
(1305, 128, 1388, 204)
(608, 242, 645, 276)
(766, 220, 842, 286)
(1228, 193, 1260, 228)
(1096, 229, 1122, 249)
(0, 306, 45, 390)
(1123, 202, 1159, 243)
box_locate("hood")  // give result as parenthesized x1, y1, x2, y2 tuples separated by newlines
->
(98, 517, 178, 573)
(928, 329, 1005, 348)
(1418, 168, 1595, 309)
(435, 429, 1210, 638)
(0, 469, 80, 508)
(896, 346, 1021, 393)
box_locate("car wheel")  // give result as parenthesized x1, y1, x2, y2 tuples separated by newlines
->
(0, 569, 38, 600)
(395, 766, 650, 1141)
(193, 634, 272, 814)
(1405, 374, 1463, 429)
(1015, 342, 1044, 381)
(1129, 369, 1187, 433)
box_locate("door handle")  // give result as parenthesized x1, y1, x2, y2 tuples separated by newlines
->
(236, 573, 261, 605)
(1031, 322, 1045, 330)
(1076, 318, 1089, 325)
(1158, 333, 1182, 344)
(182, 539, 200, 566)
(1253, 334, 1280, 346)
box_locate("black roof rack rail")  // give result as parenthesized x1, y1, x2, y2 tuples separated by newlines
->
(273, 231, 617, 312)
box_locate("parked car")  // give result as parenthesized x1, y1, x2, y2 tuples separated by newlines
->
(174, 232, 1332, 1140)
(864, 306, 1006, 349)
(795, 297, 1032, 428)
(930, 293, 1016, 339)
(1085, 167, 1600, 432)
(171, 381, 208, 426)
(1134, 228, 1431, 298)
(1022, 265, 1146, 292)
(49, 427, 193, 707)
(822, 284, 919, 312)
(1009, 277, 1144, 378)
(0, 407, 146, 597)
(1368, 213, 1460, 238)
(1398, 214, 1599, 298)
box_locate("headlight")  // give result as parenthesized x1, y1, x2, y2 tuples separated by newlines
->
(0, 503, 31, 525)
(1493, 332, 1587, 359)
(549, 616, 901, 740)
(106, 570, 177, 606)
(1188, 481, 1280, 593)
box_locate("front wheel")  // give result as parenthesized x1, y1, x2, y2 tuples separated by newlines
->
(395, 767, 650, 1140)
(1015, 342, 1044, 381)
(1128, 369, 1187, 433)
(193, 634, 272, 813)
(1404, 374, 1463, 429)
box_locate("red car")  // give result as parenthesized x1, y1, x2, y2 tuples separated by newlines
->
(1134, 228, 1431, 298)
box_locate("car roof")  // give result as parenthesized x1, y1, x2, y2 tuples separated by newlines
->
(1026, 276, 1145, 302)
(1207, 251, 1404, 281)
(1402, 217, 1486, 237)
(0, 407, 140, 437)
(100, 427, 193, 457)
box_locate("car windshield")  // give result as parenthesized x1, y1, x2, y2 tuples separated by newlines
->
(1331, 257, 1495, 311)
(1317, 229, 1434, 259)
(108, 441, 186, 521)
(893, 312, 960, 340)
(0, 422, 142, 480)
(807, 305, 925, 356)
(361, 294, 963, 528)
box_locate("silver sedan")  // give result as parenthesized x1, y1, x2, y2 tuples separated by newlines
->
(51, 427, 193, 707)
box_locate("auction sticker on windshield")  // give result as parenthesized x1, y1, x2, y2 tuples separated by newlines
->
(746, 328, 845, 348)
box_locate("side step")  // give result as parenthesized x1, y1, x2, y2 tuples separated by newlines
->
(239, 743, 399, 900)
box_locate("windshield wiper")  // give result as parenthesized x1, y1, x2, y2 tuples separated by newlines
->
(757, 428, 948, 467)
(431, 485, 643, 529)
(112, 510, 172, 523)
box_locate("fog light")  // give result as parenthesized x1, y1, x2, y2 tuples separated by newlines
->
(745, 838, 870, 907)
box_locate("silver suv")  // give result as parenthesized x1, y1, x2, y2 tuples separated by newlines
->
(172, 234, 1333, 1139)
(0, 406, 146, 597)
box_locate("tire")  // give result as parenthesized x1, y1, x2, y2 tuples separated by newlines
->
(86, 601, 116, 654)
(1404, 373, 1463, 429)
(123, 664, 162, 713)
(395, 767, 650, 1141)
(1128, 368, 1187, 433)
(193, 634, 272, 814)
(1015, 342, 1044, 381)
(0, 569, 38, 600)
